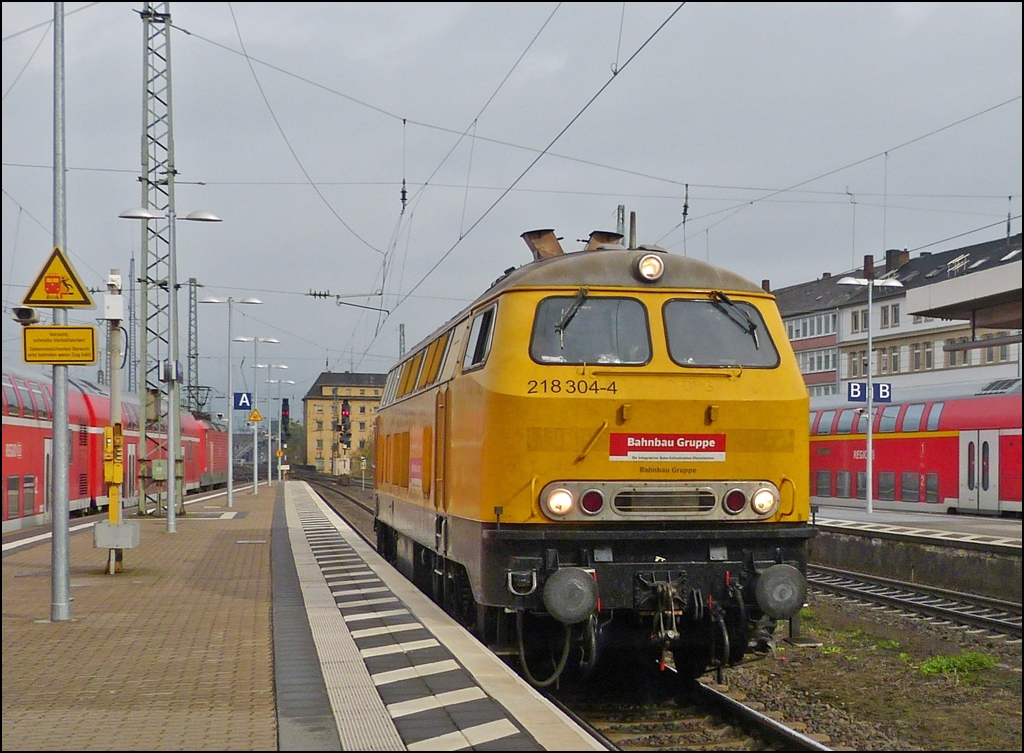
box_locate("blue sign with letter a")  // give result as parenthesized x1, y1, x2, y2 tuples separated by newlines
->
(847, 382, 892, 403)
(233, 392, 253, 410)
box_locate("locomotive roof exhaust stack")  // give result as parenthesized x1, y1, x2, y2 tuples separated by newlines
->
(522, 229, 564, 261)
(584, 230, 625, 250)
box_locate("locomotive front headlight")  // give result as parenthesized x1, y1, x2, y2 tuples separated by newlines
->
(636, 253, 665, 282)
(544, 488, 575, 517)
(751, 488, 778, 515)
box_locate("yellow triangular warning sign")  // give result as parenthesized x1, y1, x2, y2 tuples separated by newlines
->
(248, 409, 264, 423)
(22, 247, 95, 308)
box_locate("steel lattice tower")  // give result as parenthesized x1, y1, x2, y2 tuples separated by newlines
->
(186, 277, 210, 413)
(134, 2, 178, 515)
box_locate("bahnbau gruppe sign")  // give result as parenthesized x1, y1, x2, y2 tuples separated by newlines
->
(609, 433, 726, 462)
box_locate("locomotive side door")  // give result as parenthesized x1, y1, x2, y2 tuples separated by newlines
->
(959, 430, 1000, 514)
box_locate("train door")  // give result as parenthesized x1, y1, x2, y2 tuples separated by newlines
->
(959, 431, 1000, 513)
(44, 437, 53, 523)
(434, 388, 449, 556)
(125, 441, 137, 503)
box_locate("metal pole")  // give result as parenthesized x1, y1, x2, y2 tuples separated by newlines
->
(51, 1, 71, 621)
(866, 280, 873, 515)
(226, 299, 234, 507)
(266, 365, 273, 485)
(107, 270, 123, 573)
(252, 339, 259, 492)
(276, 381, 283, 483)
(166, 208, 179, 533)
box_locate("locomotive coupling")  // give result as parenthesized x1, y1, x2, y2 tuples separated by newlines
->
(754, 564, 806, 619)
(542, 567, 600, 624)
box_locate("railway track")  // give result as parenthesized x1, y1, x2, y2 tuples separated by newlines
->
(301, 472, 831, 751)
(807, 564, 1023, 638)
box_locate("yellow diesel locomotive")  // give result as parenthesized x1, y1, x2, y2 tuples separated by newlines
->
(374, 226, 812, 686)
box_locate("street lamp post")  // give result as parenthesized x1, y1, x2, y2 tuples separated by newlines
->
(257, 364, 288, 485)
(119, 206, 222, 532)
(200, 296, 261, 507)
(268, 378, 296, 482)
(234, 336, 279, 492)
(838, 262, 904, 515)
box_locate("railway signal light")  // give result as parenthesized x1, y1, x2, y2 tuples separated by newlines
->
(281, 398, 290, 437)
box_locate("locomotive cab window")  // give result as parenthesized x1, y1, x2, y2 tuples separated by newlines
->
(530, 295, 649, 365)
(463, 304, 497, 372)
(663, 296, 779, 368)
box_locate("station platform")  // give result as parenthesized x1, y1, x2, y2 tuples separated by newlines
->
(811, 503, 1022, 551)
(1, 481, 605, 751)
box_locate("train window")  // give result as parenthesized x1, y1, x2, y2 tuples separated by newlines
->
(416, 332, 451, 391)
(439, 321, 470, 383)
(14, 378, 35, 419)
(900, 471, 920, 502)
(397, 351, 425, 399)
(878, 405, 900, 433)
(926, 402, 944, 431)
(981, 441, 990, 491)
(29, 382, 49, 420)
(23, 476, 36, 517)
(816, 410, 836, 435)
(836, 470, 852, 498)
(2, 374, 18, 416)
(967, 441, 976, 490)
(901, 403, 925, 432)
(464, 305, 497, 371)
(925, 472, 939, 503)
(855, 471, 867, 499)
(836, 409, 858, 434)
(815, 470, 831, 497)
(532, 296, 649, 365)
(7, 476, 20, 518)
(877, 471, 896, 500)
(664, 298, 779, 368)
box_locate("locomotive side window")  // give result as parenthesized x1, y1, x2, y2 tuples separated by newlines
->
(14, 378, 35, 419)
(816, 410, 835, 435)
(815, 470, 831, 496)
(878, 405, 900, 433)
(664, 298, 779, 368)
(29, 382, 49, 420)
(397, 351, 425, 399)
(900, 472, 920, 502)
(836, 470, 852, 498)
(926, 402, 944, 430)
(877, 471, 896, 500)
(416, 331, 451, 391)
(463, 305, 497, 372)
(531, 296, 649, 365)
(7, 476, 19, 519)
(24, 476, 36, 516)
(901, 403, 925, 432)
(3, 374, 19, 416)
(836, 409, 858, 434)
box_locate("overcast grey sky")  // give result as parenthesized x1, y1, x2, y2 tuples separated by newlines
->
(3, 2, 1021, 417)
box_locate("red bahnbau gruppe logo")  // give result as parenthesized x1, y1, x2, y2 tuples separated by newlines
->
(609, 433, 726, 461)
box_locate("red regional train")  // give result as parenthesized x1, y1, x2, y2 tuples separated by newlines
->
(2, 365, 229, 533)
(809, 378, 1022, 517)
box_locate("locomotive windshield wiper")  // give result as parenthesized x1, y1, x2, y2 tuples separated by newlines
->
(555, 287, 588, 335)
(711, 290, 760, 349)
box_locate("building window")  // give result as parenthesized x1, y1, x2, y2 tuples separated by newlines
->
(849, 351, 859, 377)
(851, 311, 860, 333)
(316, 420, 323, 431)
(359, 422, 366, 431)
(924, 342, 933, 369)
(880, 306, 890, 328)
(891, 304, 899, 326)
(860, 350, 868, 377)
(890, 346, 900, 374)
(316, 439, 323, 449)
(912, 343, 921, 371)
(880, 348, 889, 374)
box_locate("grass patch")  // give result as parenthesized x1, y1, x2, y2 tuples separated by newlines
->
(919, 651, 997, 677)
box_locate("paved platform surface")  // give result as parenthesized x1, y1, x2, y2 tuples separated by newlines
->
(1, 481, 603, 751)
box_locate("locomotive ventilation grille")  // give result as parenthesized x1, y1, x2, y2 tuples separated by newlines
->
(613, 490, 716, 512)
